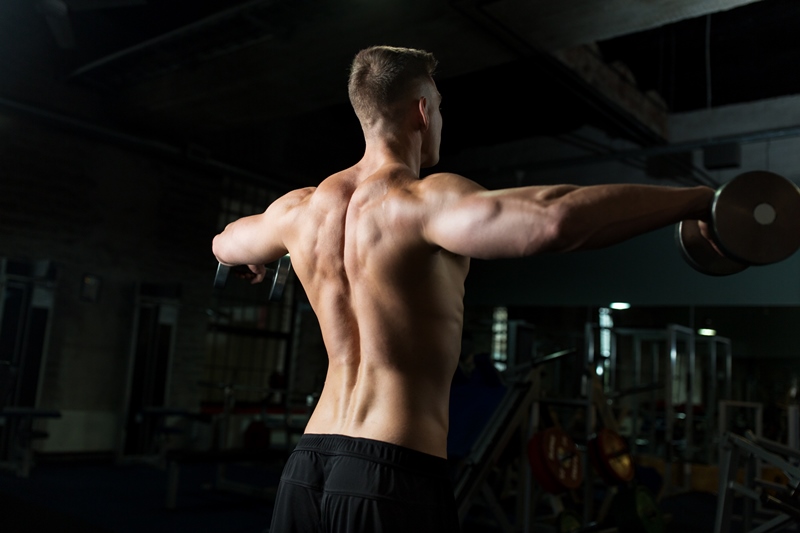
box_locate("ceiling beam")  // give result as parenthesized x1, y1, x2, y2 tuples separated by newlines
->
(552, 44, 668, 139)
(483, 0, 766, 51)
(450, 2, 668, 144)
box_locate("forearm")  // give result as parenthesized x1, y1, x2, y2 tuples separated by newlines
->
(432, 183, 715, 259)
(424, 173, 715, 259)
(543, 184, 715, 253)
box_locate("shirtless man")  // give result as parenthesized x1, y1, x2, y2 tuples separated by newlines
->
(212, 46, 716, 532)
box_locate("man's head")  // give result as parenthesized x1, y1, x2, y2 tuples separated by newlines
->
(348, 46, 441, 165)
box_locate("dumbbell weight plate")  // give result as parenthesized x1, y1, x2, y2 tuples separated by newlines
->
(268, 255, 292, 301)
(713, 171, 800, 265)
(214, 263, 231, 289)
(676, 219, 748, 276)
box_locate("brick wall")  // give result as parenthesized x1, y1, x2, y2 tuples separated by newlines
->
(0, 111, 228, 453)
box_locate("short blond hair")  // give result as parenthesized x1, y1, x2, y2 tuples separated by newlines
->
(348, 46, 437, 126)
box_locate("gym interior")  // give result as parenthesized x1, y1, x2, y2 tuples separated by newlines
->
(2, 1, 800, 532)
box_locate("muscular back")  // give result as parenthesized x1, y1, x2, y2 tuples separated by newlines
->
(285, 164, 469, 458)
(214, 153, 714, 458)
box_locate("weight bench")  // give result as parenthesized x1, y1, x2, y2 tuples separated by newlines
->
(715, 431, 800, 533)
(450, 361, 540, 531)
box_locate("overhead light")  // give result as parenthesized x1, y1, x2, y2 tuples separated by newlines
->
(609, 302, 631, 310)
(698, 328, 717, 337)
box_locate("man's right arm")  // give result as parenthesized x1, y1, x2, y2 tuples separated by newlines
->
(212, 187, 313, 273)
(419, 173, 715, 259)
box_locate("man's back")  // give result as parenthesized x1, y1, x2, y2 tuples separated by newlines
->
(285, 163, 469, 458)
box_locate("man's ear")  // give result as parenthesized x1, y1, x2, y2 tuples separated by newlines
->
(418, 96, 429, 131)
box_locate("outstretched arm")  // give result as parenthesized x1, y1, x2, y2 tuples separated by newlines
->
(212, 188, 311, 281)
(420, 173, 715, 259)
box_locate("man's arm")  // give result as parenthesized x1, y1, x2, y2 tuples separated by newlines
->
(212, 188, 311, 280)
(420, 173, 715, 259)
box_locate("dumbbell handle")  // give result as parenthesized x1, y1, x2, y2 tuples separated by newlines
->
(213, 256, 291, 302)
(213, 263, 276, 289)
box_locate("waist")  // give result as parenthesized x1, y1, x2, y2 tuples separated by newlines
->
(305, 392, 450, 457)
(294, 433, 450, 475)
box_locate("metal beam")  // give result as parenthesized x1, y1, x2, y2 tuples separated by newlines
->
(0, 96, 292, 192)
(450, 1, 666, 148)
(68, 0, 276, 81)
(513, 123, 800, 176)
(552, 45, 668, 139)
(483, 0, 767, 52)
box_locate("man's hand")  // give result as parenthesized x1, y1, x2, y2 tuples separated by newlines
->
(231, 264, 267, 284)
(697, 219, 726, 258)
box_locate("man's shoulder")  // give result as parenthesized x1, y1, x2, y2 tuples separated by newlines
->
(412, 172, 485, 198)
(277, 186, 317, 207)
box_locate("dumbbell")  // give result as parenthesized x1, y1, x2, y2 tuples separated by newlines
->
(677, 171, 800, 276)
(213, 254, 292, 301)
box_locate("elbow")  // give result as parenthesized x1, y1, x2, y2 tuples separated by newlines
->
(212, 233, 229, 264)
(520, 202, 576, 256)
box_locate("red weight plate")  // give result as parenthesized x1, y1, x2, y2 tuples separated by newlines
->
(590, 428, 634, 485)
(528, 428, 583, 493)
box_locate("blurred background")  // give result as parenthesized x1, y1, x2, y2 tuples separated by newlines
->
(2, 1, 800, 532)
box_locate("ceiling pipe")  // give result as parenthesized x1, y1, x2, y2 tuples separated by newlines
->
(68, 0, 276, 80)
(0, 96, 292, 192)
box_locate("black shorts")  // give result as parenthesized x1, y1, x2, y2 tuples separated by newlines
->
(269, 434, 460, 532)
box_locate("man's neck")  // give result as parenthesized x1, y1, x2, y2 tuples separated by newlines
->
(358, 130, 423, 178)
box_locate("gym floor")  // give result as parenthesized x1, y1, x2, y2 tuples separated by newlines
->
(1, 458, 771, 533)
(0, 459, 278, 533)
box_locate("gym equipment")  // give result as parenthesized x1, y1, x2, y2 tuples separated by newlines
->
(676, 219, 748, 276)
(677, 170, 800, 275)
(528, 427, 583, 494)
(0, 407, 61, 478)
(588, 428, 635, 485)
(554, 510, 582, 533)
(715, 431, 800, 533)
(213, 254, 291, 301)
(451, 351, 566, 530)
(611, 485, 666, 533)
(163, 380, 300, 509)
(588, 375, 634, 486)
(713, 171, 800, 264)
